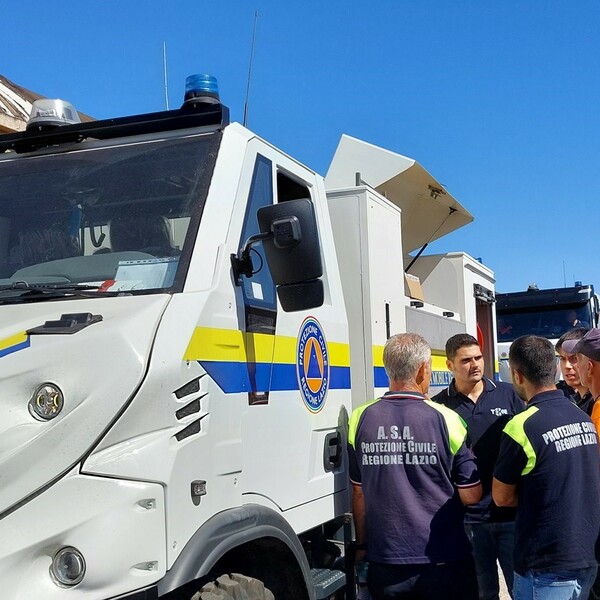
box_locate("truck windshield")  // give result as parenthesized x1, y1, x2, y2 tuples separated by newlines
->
(0, 132, 219, 301)
(497, 304, 594, 342)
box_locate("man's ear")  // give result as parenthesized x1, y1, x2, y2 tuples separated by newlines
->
(416, 361, 431, 394)
(511, 368, 524, 386)
(416, 362, 426, 385)
(588, 359, 597, 377)
(446, 358, 453, 372)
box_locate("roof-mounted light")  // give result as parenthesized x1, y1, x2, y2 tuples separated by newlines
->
(27, 99, 81, 130)
(183, 74, 220, 106)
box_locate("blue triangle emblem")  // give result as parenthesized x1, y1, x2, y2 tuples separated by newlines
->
(307, 342, 322, 379)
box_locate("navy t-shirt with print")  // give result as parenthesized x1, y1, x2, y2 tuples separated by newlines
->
(432, 378, 524, 523)
(494, 390, 600, 575)
(348, 391, 480, 564)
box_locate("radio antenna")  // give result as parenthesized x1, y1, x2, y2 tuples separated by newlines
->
(163, 41, 170, 110)
(243, 10, 259, 127)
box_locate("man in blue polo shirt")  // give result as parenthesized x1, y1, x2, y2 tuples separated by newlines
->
(348, 332, 482, 600)
(432, 333, 524, 600)
(493, 335, 600, 600)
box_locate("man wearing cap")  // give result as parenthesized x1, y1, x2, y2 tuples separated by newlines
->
(493, 335, 600, 600)
(563, 328, 600, 433)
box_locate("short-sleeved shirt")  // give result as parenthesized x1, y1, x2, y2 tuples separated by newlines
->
(432, 378, 524, 523)
(557, 381, 596, 416)
(348, 390, 480, 564)
(494, 390, 600, 575)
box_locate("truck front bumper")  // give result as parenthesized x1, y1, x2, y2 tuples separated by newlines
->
(0, 468, 166, 600)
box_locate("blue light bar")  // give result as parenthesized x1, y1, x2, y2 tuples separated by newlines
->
(184, 74, 220, 104)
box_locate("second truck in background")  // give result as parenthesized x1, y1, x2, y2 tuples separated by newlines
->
(496, 283, 599, 381)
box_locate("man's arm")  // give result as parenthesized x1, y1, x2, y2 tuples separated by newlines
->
(458, 482, 482, 505)
(352, 483, 366, 545)
(493, 428, 526, 507)
(450, 427, 481, 504)
(351, 482, 368, 561)
(492, 478, 518, 507)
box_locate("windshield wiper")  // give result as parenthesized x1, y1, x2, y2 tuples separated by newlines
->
(0, 282, 124, 304)
(0, 282, 99, 292)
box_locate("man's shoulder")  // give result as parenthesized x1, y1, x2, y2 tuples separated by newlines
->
(557, 395, 596, 422)
(487, 379, 516, 395)
(430, 386, 454, 407)
(430, 387, 449, 401)
(502, 404, 539, 439)
(485, 379, 523, 406)
(425, 400, 469, 452)
(348, 398, 381, 446)
(349, 397, 382, 425)
(425, 399, 466, 425)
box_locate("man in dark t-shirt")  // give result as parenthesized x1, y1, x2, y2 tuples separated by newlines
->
(348, 333, 482, 600)
(493, 335, 600, 600)
(432, 333, 523, 600)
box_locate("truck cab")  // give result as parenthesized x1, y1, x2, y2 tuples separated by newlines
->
(0, 80, 352, 600)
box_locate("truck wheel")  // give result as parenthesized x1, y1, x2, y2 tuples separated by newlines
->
(192, 573, 275, 600)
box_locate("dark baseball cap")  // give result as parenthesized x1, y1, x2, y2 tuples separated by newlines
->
(562, 328, 600, 361)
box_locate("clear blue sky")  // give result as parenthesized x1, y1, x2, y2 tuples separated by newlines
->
(3, 1, 598, 293)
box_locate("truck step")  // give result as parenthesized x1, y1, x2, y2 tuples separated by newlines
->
(310, 568, 346, 599)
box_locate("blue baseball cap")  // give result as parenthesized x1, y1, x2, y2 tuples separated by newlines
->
(562, 328, 600, 361)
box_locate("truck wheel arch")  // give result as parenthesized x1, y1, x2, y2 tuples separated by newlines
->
(158, 504, 315, 600)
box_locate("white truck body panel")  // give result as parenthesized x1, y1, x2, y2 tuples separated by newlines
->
(0, 295, 168, 515)
(325, 134, 473, 253)
(327, 187, 405, 406)
(0, 469, 166, 599)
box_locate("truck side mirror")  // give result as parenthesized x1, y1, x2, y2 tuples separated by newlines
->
(259, 199, 323, 312)
(231, 198, 324, 312)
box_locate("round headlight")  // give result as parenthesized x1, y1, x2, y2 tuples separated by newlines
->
(50, 546, 86, 586)
(29, 383, 64, 421)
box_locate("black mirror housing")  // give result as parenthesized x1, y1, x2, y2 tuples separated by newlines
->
(277, 279, 324, 312)
(257, 198, 323, 286)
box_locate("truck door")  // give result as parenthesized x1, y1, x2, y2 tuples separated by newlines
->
(236, 145, 348, 518)
(237, 154, 278, 405)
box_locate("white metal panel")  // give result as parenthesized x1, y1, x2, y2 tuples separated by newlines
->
(325, 135, 473, 254)
(327, 187, 405, 408)
(410, 254, 464, 314)
(327, 192, 368, 408)
(411, 252, 495, 336)
(183, 123, 249, 293)
(0, 294, 168, 515)
(365, 189, 406, 345)
(0, 470, 165, 599)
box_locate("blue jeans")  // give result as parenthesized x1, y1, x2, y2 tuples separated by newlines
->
(465, 521, 515, 600)
(513, 567, 597, 600)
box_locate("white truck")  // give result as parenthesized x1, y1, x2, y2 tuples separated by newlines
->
(0, 75, 496, 600)
(496, 283, 599, 381)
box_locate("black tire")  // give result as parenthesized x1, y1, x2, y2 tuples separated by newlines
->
(192, 573, 275, 600)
